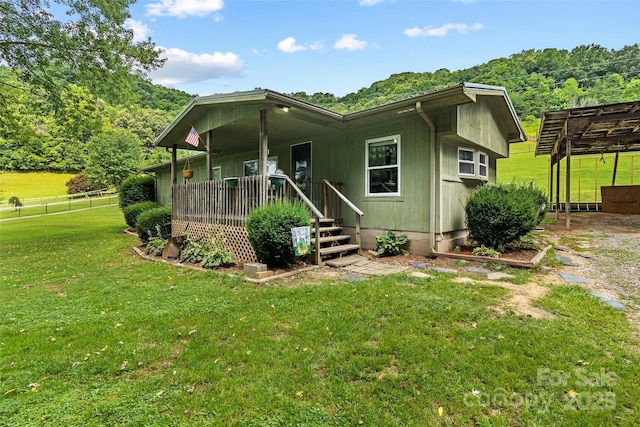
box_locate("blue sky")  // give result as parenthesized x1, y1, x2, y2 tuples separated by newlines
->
(124, 0, 640, 97)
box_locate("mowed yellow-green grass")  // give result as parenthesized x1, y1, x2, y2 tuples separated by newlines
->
(499, 142, 640, 202)
(0, 171, 75, 200)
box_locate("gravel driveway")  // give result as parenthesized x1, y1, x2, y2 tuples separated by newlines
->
(543, 212, 640, 328)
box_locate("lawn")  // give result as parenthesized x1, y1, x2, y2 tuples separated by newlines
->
(1, 207, 639, 425)
(498, 142, 639, 202)
(0, 171, 76, 200)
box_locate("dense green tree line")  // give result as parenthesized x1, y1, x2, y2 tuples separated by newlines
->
(0, 66, 192, 172)
(290, 44, 640, 120)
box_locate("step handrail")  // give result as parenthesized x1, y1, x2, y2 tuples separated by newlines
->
(322, 179, 364, 246)
(281, 175, 324, 219)
(280, 174, 324, 265)
(322, 179, 364, 216)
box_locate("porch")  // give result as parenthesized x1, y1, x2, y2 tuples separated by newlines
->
(170, 175, 363, 265)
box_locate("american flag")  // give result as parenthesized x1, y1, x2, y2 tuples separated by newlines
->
(185, 127, 200, 147)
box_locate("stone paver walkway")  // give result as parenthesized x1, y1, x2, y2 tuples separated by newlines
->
(326, 255, 408, 275)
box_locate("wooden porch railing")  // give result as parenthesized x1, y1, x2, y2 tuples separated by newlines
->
(172, 175, 286, 227)
(172, 174, 362, 265)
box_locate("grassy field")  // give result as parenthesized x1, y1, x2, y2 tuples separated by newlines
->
(0, 171, 75, 200)
(498, 142, 639, 202)
(1, 207, 639, 425)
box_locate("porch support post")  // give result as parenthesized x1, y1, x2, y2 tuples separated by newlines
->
(206, 130, 214, 181)
(565, 138, 572, 230)
(555, 155, 561, 220)
(259, 109, 268, 206)
(612, 151, 620, 186)
(171, 144, 178, 186)
(548, 156, 554, 211)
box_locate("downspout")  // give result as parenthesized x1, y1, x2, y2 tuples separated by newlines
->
(416, 102, 437, 255)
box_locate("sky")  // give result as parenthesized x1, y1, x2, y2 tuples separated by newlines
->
(123, 0, 640, 97)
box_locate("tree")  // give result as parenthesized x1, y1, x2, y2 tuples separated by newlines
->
(85, 129, 140, 188)
(0, 0, 164, 109)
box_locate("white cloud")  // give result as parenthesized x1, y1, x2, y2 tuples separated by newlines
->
(124, 19, 151, 42)
(334, 34, 369, 51)
(277, 37, 324, 53)
(359, 0, 384, 5)
(149, 47, 243, 86)
(404, 22, 483, 37)
(146, 0, 224, 18)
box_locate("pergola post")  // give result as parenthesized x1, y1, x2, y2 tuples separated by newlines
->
(206, 130, 214, 181)
(259, 110, 268, 206)
(548, 156, 554, 210)
(612, 151, 620, 186)
(171, 144, 178, 186)
(555, 156, 561, 220)
(565, 138, 572, 230)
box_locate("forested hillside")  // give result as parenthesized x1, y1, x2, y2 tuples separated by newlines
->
(0, 66, 193, 173)
(290, 44, 640, 127)
(1, 43, 638, 182)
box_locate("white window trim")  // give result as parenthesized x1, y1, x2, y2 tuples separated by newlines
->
(365, 134, 401, 197)
(458, 148, 476, 177)
(478, 151, 488, 179)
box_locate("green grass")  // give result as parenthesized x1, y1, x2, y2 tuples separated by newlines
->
(498, 142, 640, 202)
(1, 208, 639, 425)
(0, 171, 76, 200)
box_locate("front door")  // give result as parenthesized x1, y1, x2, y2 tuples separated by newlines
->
(291, 142, 312, 198)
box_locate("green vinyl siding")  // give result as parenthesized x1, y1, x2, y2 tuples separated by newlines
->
(325, 116, 432, 233)
(456, 97, 510, 158)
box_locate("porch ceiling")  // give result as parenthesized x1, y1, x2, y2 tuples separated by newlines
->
(208, 108, 341, 154)
(535, 101, 640, 162)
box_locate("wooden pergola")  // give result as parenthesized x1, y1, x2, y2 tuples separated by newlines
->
(535, 100, 640, 229)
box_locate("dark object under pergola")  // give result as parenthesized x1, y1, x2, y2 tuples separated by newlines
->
(535, 100, 640, 229)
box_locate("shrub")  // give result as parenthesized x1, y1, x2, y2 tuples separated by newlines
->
(136, 206, 171, 243)
(66, 172, 100, 194)
(246, 201, 311, 267)
(375, 230, 409, 256)
(119, 175, 155, 210)
(123, 201, 161, 228)
(465, 183, 547, 252)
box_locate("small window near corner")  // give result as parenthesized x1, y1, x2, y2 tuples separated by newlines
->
(478, 152, 488, 179)
(458, 148, 475, 176)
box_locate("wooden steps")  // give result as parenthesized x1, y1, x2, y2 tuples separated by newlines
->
(310, 217, 360, 264)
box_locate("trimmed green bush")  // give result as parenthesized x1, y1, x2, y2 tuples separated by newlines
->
(119, 175, 155, 210)
(465, 183, 547, 252)
(136, 206, 171, 243)
(246, 201, 311, 267)
(123, 201, 161, 228)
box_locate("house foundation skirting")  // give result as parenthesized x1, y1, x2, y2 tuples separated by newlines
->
(342, 227, 468, 256)
(172, 220, 258, 263)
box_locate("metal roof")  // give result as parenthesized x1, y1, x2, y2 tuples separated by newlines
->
(535, 100, 640, 161)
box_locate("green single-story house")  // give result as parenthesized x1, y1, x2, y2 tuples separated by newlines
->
(144, 82, 525, 263)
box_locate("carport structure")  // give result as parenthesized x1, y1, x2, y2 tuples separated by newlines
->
(535, 100, 640, 229)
